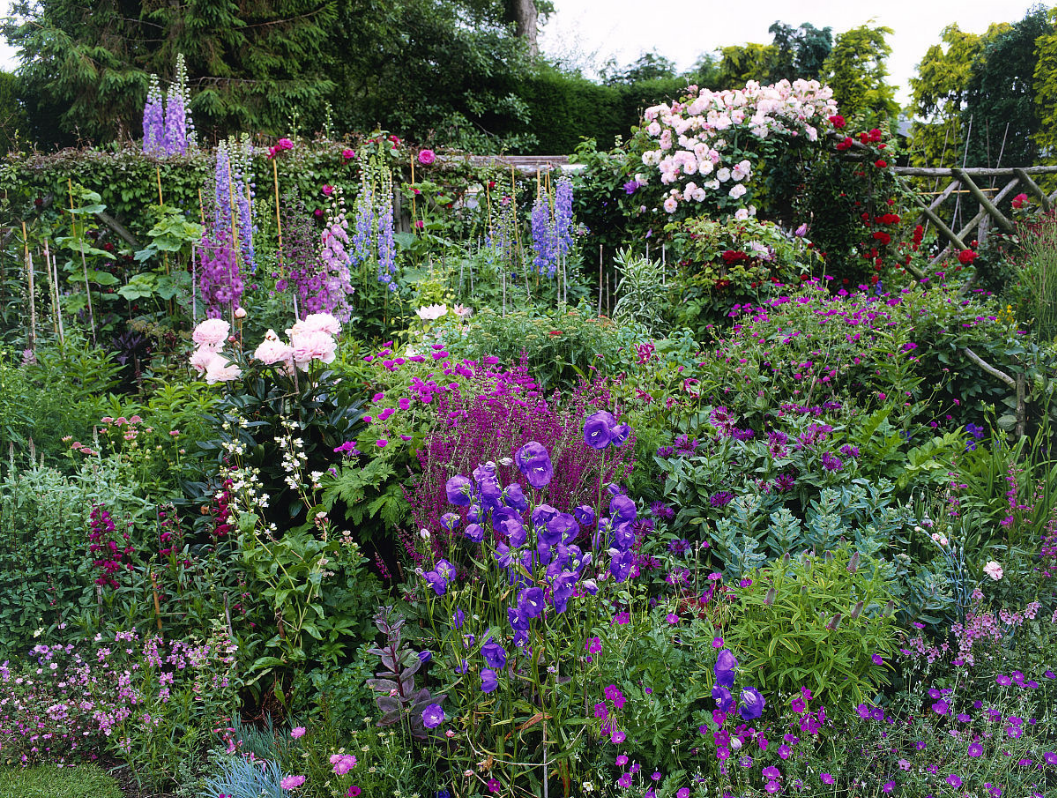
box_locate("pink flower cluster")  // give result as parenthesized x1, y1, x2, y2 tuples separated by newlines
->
(253, 313, 341, 372)
(268, 137, 294, 158)
(190, 318, 242, 384)
(641, 79, 839, 215)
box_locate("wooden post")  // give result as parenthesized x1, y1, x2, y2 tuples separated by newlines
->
(598, 244, 603, 317)
(952, 167, 1015, 235)
(21, 222, 35, 352)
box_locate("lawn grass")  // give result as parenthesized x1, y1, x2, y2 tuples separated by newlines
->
(0, 763, 124, 798)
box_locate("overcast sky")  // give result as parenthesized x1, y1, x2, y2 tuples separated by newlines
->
(539, 0, 1047, 107)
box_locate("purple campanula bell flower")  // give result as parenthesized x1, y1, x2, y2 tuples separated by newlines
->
(610, 494, 637, 523)
(503, 483, 529, 511)
(574, 505, 595, 527)
(609, 549, 635, 582)
(518, 586, 546, 618)
(532, 503, 559, 528)
(464, 523, 484, 542)
(467, 504, 482, 524)
(421, 704, 445, 728)
(610, 521, 636, 551)
(739, 687, 766, 720)
(481, 668, 499, 693)
(583, 411, 617, 449)
(611, 423, 632, 445)
(515, 441, 553, 489)
(440, 512, 460, 531)
(712, 685, 735, 713)
(445, 475, 473, 506)
(715, 649, 738, 688)
(481, 638, 508, 669)
(507, 606, 530, 632)
(424, 570, 447, 595)
(541, 513, 577, 547)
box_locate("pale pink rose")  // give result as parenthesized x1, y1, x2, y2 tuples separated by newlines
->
(734, 208, 750, 221)
(190, 347, 221, 374)
(728, 183, 747, 200)
(204, 356, 242, 384)
(192, 318, 230, 347)
(254, 336, 294, 365)
(663, 196, 679, 213)
(716, 167, 731, 183)
(291, 330, 337, 370)
(983, 561, 1003, 581)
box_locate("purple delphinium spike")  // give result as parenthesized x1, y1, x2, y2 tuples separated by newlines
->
(531, 193, 555, 277)
(142, 74, 165, 158)
(555, 176, 574, 258)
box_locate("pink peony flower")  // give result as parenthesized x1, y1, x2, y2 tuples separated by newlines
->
(190, 347, 221, 374)
(254, 332, 294, 366)
(290, 330, 337, 370)
(342, 148, 356, 161)
(204, 356, 242, 384)
(418, 149, 435, 165)
(294, 313, 342, 336)
(983, 561, 1003, 581)
(192, 318, 230, 348)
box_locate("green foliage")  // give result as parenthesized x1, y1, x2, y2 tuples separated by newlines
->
(441, 304, 649, 393)
(767, 21, 833, 83)
(611, 249, 675, 334)
(725, 545, 899, 709)
(908, 24, 996, 168)
(822, 24, 899, 125)
(0, 764, 123, 798)
(0, 72, 29, 155)
(718, 43, 779, 86)
(668, 216, 818, 331)
(0, 457, 151, 656)
(963, 5, 1052, 168)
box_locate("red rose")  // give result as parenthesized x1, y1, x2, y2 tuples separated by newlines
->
(828, 114, 846, 129)
(869, 129, 882, 143)
(872, 231, 892, 245)
(957, 249, 977, 265)
(1011, 193, 1029, 209)
(836, 137, 853, 152)
(874, 159, 887, 168)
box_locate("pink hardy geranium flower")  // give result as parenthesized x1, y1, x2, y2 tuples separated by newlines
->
(290, 726, 306, 739)
(418, 149, 435, 165)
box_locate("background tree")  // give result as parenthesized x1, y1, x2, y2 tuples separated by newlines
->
(908, 23, 1003, 167)
(961, 5, 1052, 168)
(601, 51, 677, 86)
(822, 24, 899, 124)
(1033, 8, 1057, 160)
(767, 21, 832, 83)
(5, 0, 339, 146)
(718, 43, 778, 87)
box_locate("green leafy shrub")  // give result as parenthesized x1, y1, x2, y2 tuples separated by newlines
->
(724, 545, 898, 709)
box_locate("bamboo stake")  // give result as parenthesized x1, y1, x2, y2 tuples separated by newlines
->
(273, 158, 284, 277)
(598, 244, 603, 317)
(68, 179, 96, 345)
(21, 222, 35, 352)
(156, 165, 164, 206)
(410, 154, 417, 227)
(46, 239, 64, 346)
(42, 237, 60, 343)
